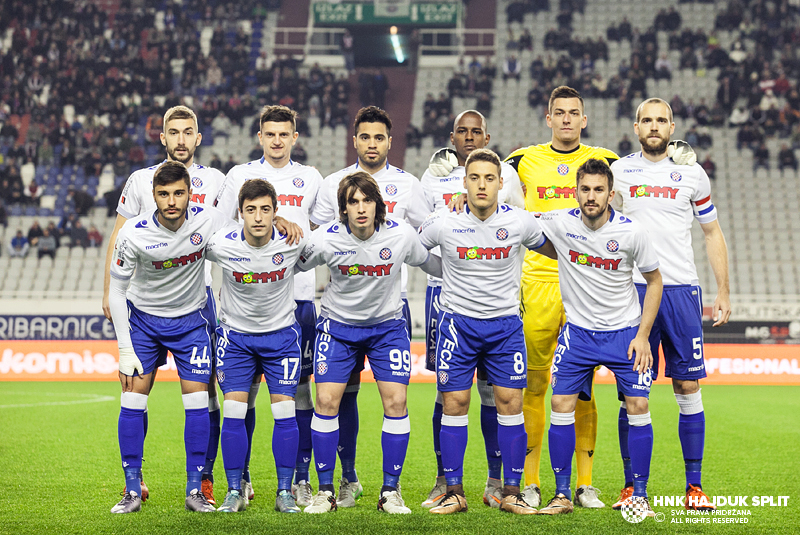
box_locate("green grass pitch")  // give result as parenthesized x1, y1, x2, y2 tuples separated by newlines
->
(1, 382, 798, 534)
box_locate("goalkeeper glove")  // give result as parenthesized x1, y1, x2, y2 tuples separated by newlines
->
(428, 148, 458, 177)
(118, 346, 144, 376)
(667, 140, 697, 166)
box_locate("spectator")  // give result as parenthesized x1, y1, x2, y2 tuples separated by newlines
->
(211, 111, 232, 138)
(9, 230, 29, 257)
(68, 188, 95, 216)
(503, 55, 522, 82)
(24, 180, 42, 206)
(0, 201, 6, 229)
(222, 156, 236, 174)
(69, 220, 90, 248)
(753, 142, 770, 172)
(654, 54, 673, 80)
(701, 154, 717, 180)
(519, 29, 533, 51)
(37, 228, 57, 260)
(778, 145, 798, 175)
(618, 134, 633, 156)
(407, 30, 421, 72)
(46, 222, 61, 248)
(28, 221, 43, 245)
(210, 154, 223, 170)
(373, 70, 389, 109)
(341, 30, 355, 74)
(405, 123, 422, 150)
(88, 225, 104, 247)
(292, 141, 308, 164)
(103, 181, 124, 218)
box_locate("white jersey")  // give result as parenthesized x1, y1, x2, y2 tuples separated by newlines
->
(206, 223, 303, 334)
(117, 161, 225, 286)
(418, 204, 546, 319)
(537, 208, 660, 331)
(214, 158, 323, 302)
(311, 161, 428, 298)
(110, 204, 230, 317)
(297, 218, 430, 325)
(420, 161, 525, 286)
(610, 152, 717, 286)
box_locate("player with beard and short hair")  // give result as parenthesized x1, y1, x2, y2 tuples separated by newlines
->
(534, 158, 662, 517)
(297, 172, 441, 514)
(108, 161, 231, 514)
(610, 98, 730, 511)
(102, 105, 227, 505)
(205, 179, 307, 514)
(420, 110, 525, 509)
(214, 104, 322, 507)
(309, 106, 429, 508)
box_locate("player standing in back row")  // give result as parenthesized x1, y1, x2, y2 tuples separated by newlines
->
(214, 105, 323, 505)
(610, 98, 730, 511)
(309, 106, 428, 508)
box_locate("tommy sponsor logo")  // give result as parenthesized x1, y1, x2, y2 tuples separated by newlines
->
(456, 246, 512, 260)
(629, 185, 679, 199)
(145, 242, 168, 250)
(538, 186, 576, 199)
(232, 268, 287, 283)
(278, 194, 304, 207)
(566, 232, 587, 242)
(152, 249, 204, 270)
(338, 264, 393, 276)
(568, 250, 622, 270)
(385, 201, 397, 213)
(442, 193, 460, 205)
(190, 193, 206, 204)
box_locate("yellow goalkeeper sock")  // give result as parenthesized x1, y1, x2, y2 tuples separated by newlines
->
(575, 384, 598, 488)
(522, 369, 549, 487)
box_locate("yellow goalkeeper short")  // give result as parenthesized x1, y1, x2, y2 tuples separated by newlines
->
(520, 279, 565, 371)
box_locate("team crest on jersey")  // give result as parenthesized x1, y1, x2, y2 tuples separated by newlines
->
(385, 184, 398, 196)
(190, 233, 203, 245)
(496, 228, 509, 241)
(379, 248, 392, 260)
(192, 177, 203, 188)
(273, 253, 284, 265)
(217, 370, 225, 383)
(438, 371, 449, 384)
(551, 375, 557, 388)
(557, 164, 569, 176)
(317, 362, 328, 375)
(293, 177, 305, 188)
(670, 171, 682, 182)
(606, 240, 619, 252)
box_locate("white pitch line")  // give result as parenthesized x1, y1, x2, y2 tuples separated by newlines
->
(0, 393, 115, 408)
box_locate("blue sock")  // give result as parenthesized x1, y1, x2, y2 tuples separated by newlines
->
(337, 389, 359, 482)
(311, 412, 339, 488)
(272, 402, 299, 492)
(628, 414, 653, 498)
(497, 413, 526, 488)
(295, 408, 313, 483)
(432, 401, 444, 477)
(140, 408, 148, 481)
(243, 406, 256, 482)
(184, 404, 210, 495)
(481, 404, 502, 480)
(221, 400, 248, 491)
(203, 401, 220, 482)
(619, 404, 632, 486)
(440, 414, 469, 486)
(549, 412, 575, 500)
(382, 414, 410, 489)
(119, 405, 145, 495)
(679, 412, 705, 489)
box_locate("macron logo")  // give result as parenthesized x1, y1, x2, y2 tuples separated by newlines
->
(393, 464, 401, 471)
(317, 463, 326, 469)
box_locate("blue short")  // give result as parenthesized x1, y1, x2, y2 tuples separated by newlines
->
(435, 311, 527, 392)
(295, 300, 318, 378)
(314, 317, 411, 384)
(202, 286, 217, 374)
(215, 323, 302, 396)
(128, 302, 213, 383)
(636, 284, 706, 381)
(351, 299, 412, 376)
(550, 323, 652, 401)
(425, 285, 442, 372)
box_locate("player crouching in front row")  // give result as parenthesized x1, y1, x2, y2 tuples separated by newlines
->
(204, 179, 307, 513)
(295, 171, 442, 514)
(536, 159, 663, 516)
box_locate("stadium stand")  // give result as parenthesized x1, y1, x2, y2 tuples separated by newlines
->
(1, 0, 798, 311)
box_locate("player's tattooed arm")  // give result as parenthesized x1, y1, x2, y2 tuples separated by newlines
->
(310, 222, 319, 231)
(629, 267, 663, 373)
(274, 216, 304, 244)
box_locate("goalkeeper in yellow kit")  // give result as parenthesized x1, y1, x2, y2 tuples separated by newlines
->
(506, 86, 618, 508)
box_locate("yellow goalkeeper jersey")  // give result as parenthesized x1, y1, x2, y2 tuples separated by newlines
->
(505, 143, 619, 283)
